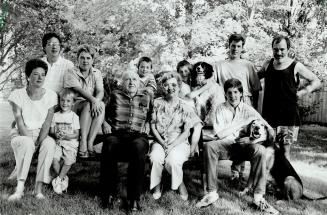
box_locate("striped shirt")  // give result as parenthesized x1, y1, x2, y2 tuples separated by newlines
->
(106, 89, 152, 133)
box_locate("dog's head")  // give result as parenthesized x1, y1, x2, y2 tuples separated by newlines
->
(249, 119, 268, 143)
(190, 62, 214, 87)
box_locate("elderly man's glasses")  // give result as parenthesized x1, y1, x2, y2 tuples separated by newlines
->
(47, 42, 60, 47)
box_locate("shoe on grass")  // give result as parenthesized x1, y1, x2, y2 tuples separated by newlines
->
(61, 176, 69, 192)
(253, 198, 279, 215)
(35, 192, 45, 200)
(52, 176, 62, 194)
(8, 191, 23, 201)
(195, 191, 219, 208)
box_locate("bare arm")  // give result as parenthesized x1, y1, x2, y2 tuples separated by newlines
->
(9, 101, 29, 136)
(186, 79, 214, 99)
(36, 106, 55, 145)
(295, 62, 321, 98)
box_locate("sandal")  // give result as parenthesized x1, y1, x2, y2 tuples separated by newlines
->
(78, 151, 89, 158)
(88, 150, 96, 158)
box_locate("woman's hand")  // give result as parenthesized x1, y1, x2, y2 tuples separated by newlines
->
(190, 142, 199, 157)
(91, 100, 103, 117)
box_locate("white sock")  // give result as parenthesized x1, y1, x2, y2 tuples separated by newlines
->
(208, 190, 217, 196)
(16, 181, 25, 193)
(254, 193, 263, 202)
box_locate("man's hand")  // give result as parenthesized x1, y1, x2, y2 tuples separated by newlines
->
(91, 100, 103, 117)
(235, 137, 252, 145)
(190, 142, 199, 157)
(102, 121, 111, 134)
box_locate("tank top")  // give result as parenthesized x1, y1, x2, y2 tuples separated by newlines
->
(262, 59, 301, 127)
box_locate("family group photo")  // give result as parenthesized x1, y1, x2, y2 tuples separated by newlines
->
(1, 0, 327, 214)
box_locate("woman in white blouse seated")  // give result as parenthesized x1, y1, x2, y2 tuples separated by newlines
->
(7, 59, 58, 200)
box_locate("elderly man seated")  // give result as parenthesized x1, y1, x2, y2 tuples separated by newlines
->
(99, 71, 152, 212)
(196, 78, 279, 215)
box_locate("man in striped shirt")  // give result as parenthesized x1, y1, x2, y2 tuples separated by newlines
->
(100, 71, 152, 212)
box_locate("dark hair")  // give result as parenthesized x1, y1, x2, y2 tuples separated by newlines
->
(25, 59, 48, 79)
(59, 88, 75, 100)
(190, 62, 214, 87)
(228, 33, 245, 46)
(272, 35, 291, 49)
(176, 60, 192, 73)
(223, 78, 243, 94)
(77, 44, 96, 59)
(160, 72, 182, 88)
(137, 56, 152, 69)
(42, 32, 62, 51)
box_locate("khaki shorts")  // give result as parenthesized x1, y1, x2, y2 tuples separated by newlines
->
(275, 126, 299, 145)
(54, 140, 78, 165)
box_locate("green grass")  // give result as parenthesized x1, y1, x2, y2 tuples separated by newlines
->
(1, 102, 327, 215)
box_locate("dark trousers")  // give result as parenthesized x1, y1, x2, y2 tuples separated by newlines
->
(100, 132, 149, 201)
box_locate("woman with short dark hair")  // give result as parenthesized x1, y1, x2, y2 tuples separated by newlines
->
(8, 59, 58, 200)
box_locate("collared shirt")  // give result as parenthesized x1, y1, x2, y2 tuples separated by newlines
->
(213, 59, 262, 99)
(213, 101, 263, 140)
(151, 97, 202, 146)
(63, 67, 104, 101)
(41, 56, 74, 94)
(106, 89, 152, 134)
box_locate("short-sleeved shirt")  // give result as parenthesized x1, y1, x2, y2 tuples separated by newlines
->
(213, 101, 263, 141)
(213, 59, 262, 98)
(106, 89, 152, 134)
(64, 67, 104, 101)
(51, 111, 80, 146)
(8, 88, 58, 130)
(179, 82, 191, 99)
(151, 97, 202, 146)
(139, 74, 157, 95)
(41, 56, 74, 94)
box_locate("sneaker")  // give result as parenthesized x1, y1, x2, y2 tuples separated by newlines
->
(152, 191, 161, 200)
(35, 192, 45, 200)
(8, 191, 23, 201)
(195, 191, 219, 208)
(52, 176, 62, 194)
(61, 176, 69, 192)
(253, 198, 279, 215)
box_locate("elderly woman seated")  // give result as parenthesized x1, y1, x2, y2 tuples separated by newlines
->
(7, 59, 57, 200)
(149, 72, 202, 201)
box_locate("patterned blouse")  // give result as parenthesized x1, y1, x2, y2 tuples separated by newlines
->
(151, 97, 202, 147)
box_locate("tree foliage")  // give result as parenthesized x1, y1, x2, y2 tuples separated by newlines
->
(1, 0, 327, 92)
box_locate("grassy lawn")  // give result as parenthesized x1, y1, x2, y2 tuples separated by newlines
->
(1, 101, 327, 215)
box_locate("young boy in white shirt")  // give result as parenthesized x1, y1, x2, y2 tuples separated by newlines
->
(50, 89, 80, 194)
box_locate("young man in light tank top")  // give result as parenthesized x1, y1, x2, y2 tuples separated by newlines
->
(258, 35, 321, 160)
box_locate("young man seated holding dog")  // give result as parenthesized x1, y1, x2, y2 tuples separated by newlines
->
(196, 78, 279, 215)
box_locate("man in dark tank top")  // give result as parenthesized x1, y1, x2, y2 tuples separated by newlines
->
(258, 35, 321, 160)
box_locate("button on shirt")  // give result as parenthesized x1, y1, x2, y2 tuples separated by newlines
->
(213, 101, 263, 141)
(106, 89, 152, 133)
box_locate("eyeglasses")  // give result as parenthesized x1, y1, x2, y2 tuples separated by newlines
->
(47, 42, 60, 47)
